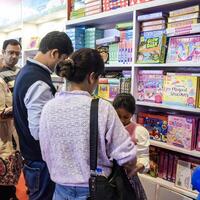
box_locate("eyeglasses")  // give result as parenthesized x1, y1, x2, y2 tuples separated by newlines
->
(4, 50, 21, 57)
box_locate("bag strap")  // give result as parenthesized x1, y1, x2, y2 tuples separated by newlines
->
(90, 98, 99, 173)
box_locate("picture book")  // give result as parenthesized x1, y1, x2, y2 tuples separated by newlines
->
(169, 5, 199, 17)
(167, 115, 196, 150)
(167, 18, 199, 28)
(137, 70, 163, 103)
(98, 84, 110, 99)
(166, 35, 200, 63)
(138, 112, 168, 142)
(137, 30, 167, 64)
(166, 23, 200, 37)
(163, 73, 198, 107)
(149, 146, 159, 177)
(175, 160, 192, 190)
(138, 12, 167, 22)
(168, 12, 199, 23)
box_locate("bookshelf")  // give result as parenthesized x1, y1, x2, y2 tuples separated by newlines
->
(138, 174, 198, 199)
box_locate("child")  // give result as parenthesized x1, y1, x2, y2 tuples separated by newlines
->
(113, 93, 150, 200)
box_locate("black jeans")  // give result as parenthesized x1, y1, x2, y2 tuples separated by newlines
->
(0, 185, 18, 200)
(23, 160, 55, 200)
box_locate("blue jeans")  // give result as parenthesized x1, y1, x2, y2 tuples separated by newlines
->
(23, 160, 55, 200)
(53, 184, 89, 200)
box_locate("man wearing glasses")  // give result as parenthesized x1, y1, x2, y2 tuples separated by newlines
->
(0, 39, 21, 92)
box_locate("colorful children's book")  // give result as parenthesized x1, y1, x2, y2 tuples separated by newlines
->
(196, 120, 200, 151)
(167, 115, 196, 150)
(169, 5, 199, 17)
(137, 30, 167, 64)
(149, 146, 159, 177)
(138, 112, 168, 142)
(137, 70, 163, 103)
(166, 35, 200, 63)
(163, 73, 198, 108)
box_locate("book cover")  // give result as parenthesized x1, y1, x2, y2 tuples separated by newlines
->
(137, 70, 163, 103)
(196, 120, 200, 151)
(162, 151, 169, 180)
(163, 73, 198, 107)
(167, 115, 196, 150)
(138, 112, 168, 142)
(172, 155, 178, 183)
(98, 84, 109, 99)
(169, 5, 199, 17)
(167, 154, 174, 181)
(175, 160, 192, 190)
(158, 150, 165, 178)
(137, 30, 167, 64)
(166, 35, 200, 63)
(149, 146, 159, 177)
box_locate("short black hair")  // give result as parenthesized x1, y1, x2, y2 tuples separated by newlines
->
(113, 93, 136, 115)
(56, 48, 104, 83)
(3, 39, 21, 50)
(39, 31, 73, 55)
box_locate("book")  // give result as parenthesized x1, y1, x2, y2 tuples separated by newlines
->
(175, 160, 192, 190)
(166, 23, 200, 37)
(196, 120, 200, 151)
(96, 36, 120, 45)
(167, 18, 200, 28)
(116, 22, 133, 30)
(137, 112, 168, 142)
(149, 146, 159, 177)
(167, 115, 196, 150)
(169, 5, 199, 17)
(166, 35, 200, 63)
(168, 12, 200, 23)
(137, 30, 167, 64)
(129, 0, 153, 6)
(138, 12, 167, 22)
(163, 73, 199, 108)
(141, 24, 166, 32)
(142, 19, 166, 27)
(137, 70, 164, 103)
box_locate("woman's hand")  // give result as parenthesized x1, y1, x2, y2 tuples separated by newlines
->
(1, 107, 13, 118)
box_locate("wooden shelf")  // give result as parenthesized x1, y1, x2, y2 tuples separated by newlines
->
(150, 140, 200, 158)
(66, 6, 133, 27)
(136, 101, 200, 113)
(138, 174, 198, 199)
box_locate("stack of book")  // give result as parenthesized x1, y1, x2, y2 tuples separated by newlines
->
(85, 28, 104, 49)
(70, 0, 85, 19)
(103, 0, 129, 12)
(85, 0, 102, 16)
(137, 12, 167, 64)
(66, 27, 85, 51)
(166, 5, 200, 37)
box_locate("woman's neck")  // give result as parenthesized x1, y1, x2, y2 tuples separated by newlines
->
(69, 82, 90, 93)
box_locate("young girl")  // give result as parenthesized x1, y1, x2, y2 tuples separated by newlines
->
(113, 93, 150, 200)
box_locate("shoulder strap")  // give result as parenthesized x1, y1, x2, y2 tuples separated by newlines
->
(90, 98, 99, 172)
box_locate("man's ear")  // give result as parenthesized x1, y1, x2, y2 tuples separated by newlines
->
(50, 49, 59, 59)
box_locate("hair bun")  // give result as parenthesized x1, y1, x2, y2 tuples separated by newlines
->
(55, 58, 75, 78)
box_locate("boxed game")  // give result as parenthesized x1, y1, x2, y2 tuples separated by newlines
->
(167, 18, 200, 28)
(137, 70, 163, 103)
(138, 12, 167, 22)
(138, 112, 168, 142)
(169, 5, 199, 17)
(142, 19, 166, 27)
(166, 35, 200, 63)
(168, 12, 199, 23)
(163, 73, 199, 108)
(141, 24, 166, 32)
(137, 30, 167, 64)
(167, 115, 196, 150)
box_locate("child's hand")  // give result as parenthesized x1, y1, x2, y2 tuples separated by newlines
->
(133, 163, 145, 175)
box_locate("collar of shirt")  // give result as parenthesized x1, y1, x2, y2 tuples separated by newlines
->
(27, 58, 53, 74)
(57, 90, 91, 98)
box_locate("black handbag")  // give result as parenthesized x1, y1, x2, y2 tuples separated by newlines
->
(88, 98, 137, 200)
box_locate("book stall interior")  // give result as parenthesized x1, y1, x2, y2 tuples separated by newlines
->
(0, 0, 200, 200)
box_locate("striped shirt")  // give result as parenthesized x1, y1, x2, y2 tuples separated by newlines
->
(0, 66, 20, 92)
